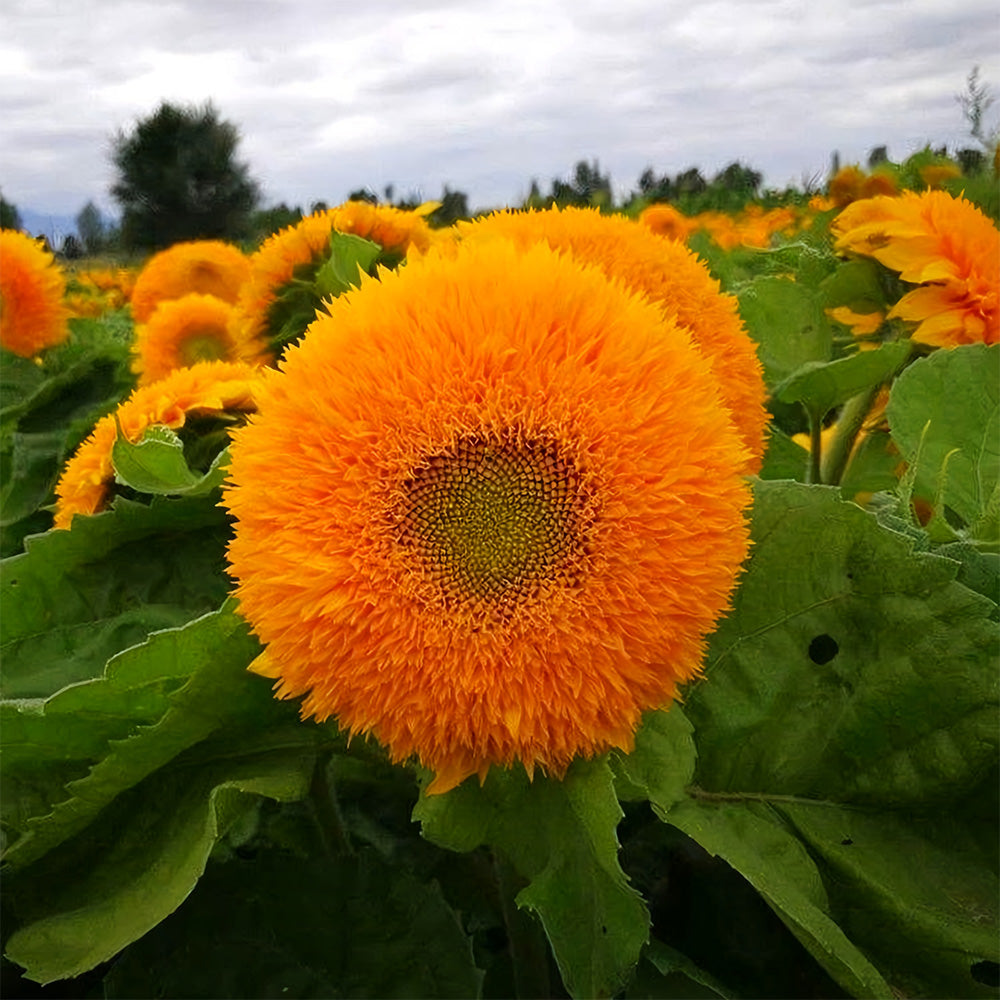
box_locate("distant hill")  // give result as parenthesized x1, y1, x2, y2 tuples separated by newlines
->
(18, 209, 79, 245)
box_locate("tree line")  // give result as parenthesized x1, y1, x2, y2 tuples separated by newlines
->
(4, 71, 995, 257)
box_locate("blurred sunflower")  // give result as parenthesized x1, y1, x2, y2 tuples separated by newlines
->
(54, 360, 261, 528)
(0, 229, 70, 357)
(130, 240, 250, 323)
(224, 239, 751, 794)
(833, 190, 999, 347)
(638, 203, 698, 242)
(132, 292, 269, 385)
(458, 206, 768, 473)
(232, 201, 437, 354)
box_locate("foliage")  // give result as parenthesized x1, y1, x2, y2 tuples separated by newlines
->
(1, 192, 22, 231)
(110, 101, 261, 251)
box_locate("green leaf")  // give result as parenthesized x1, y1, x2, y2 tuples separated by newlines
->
(838, 429, 902, 498)
(820, 258, 892, 315)
(626, 939, 733, 999)
(664, 799, 891, 999)
(314, 231, 382, 299)
(886, 343, 1000, 535)
(2, 602, 270, 868)
(610, 706, 696, 808)
(111, 424, 230, 497)
(415, 758, 649, 999)
(737, 277, 832, 385)
(692, 480, 998, 807)
(1, 495, 231, 699)
(758, 427, 808, 481)
(775, 799, 999, 999)
(774, 340, 911, 421)
(102, 850, 483, 999)
(4, 746, 314, 985)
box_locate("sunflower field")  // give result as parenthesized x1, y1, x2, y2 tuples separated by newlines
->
(1, 153, 997, 1000)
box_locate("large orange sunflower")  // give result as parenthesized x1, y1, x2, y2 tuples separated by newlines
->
(54, 360, 261, 529)
(832, 190, 999, 347)
(457, 207, 768, 473)
(224, 239, 752, 794)
(132, 292, 269, 385)
(0, 229, 70, 357)
(130, 240, 250, 323)
(232, 202, 437, 352)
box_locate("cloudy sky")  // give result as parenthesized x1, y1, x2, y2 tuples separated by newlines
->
(2, 0, 997, 230)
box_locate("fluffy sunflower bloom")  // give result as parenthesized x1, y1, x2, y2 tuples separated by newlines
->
(638, 203, 699, 242)
(457, 207, 768, 472)
(224, 239, 752, 794)
(832, 190, 999, 347)
(130, 240, 250, 323)
(54, 361, 261, 529)
(0, 229, 70, 357)
(232, 202, 437, 351)
(132, 292, 270, 385)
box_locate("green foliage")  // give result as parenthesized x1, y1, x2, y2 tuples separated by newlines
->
(415, 758, 650, 999)
(886, 343, 999, 540)
(0, 311, 135, 555)
(111, 101, 261, 250)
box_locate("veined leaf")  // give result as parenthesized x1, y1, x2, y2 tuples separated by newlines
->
(415, 757, 649, 1000)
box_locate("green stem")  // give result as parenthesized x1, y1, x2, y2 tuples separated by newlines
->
(494, 852, 551, 1000)
(820, 386, 880, 487)
(309, 751, 354, 856)
(807, 413, 823, 485)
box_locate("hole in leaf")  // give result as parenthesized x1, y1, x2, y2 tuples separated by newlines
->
(971, 961, 1000, 987)
(841, 838, 853, 846)
(808, 634, 838, 665)
(601, 925, 608, 935)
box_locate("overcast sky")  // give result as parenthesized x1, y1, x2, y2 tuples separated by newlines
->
(2, 0, 998, 228)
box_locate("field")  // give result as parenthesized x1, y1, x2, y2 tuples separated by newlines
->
(1, 149, 998, 1000)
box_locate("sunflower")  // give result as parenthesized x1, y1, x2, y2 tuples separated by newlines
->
(132, 293, 269, 385)
(0, 229, 70, 357)
(224, 239, 751, 794)
(457, 207, 768, 473)
(130, 240, 250, 323)
(54, 361, 261, 529)
(638, 203, 698, 242)
(832, 190, 999, 347)
(232, 202, 437, 352)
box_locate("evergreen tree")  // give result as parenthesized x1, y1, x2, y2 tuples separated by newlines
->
(1, 193, 22, 231)
(76, 201, 106, 256)
(111, 101, 260, 250)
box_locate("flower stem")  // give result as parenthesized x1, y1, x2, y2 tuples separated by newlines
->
(494, 852, 551, 999)
(807, 414, 823, 485)
(821, 386, 880, 487)
(309, 751, 354, 856)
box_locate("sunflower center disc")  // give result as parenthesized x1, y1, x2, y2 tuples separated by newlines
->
(395, 434, 587, 609)
(180, 330, 230, 365)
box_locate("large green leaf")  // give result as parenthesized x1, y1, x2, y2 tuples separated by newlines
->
(102, 850, 483, 999)
(0, 495, 231, 698)
(737, 277, 832, 385)
(665, 799, 890, 998)
(415, 758, 649, 999)
(2, 602, 273, 868)
(886, 343, 1000, 536)
(774, 341, 911, 421)
(692, 480, 998, 807)
(666, 479, 999, 997)
(776, 794, 998, 999)
(4, 746, 314, 984)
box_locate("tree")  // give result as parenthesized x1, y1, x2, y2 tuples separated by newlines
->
(427, 186, 470, 227)
(111, 101, 260, 250)
(1, 192, 21, 230)
(76, 201, 106, 256)
(957, 65, 996, 149)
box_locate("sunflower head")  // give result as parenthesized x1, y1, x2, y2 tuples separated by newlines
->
(132, 292, 270, 385)
(224, 238, 752, 793)
(0, 229, 70, 357)
(54, 360, 262, 528)
(130, 240, 250, 323)
(232, 202, 437, 356)
(457, 206, 768, 473)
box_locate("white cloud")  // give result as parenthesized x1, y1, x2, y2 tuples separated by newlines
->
(1, 0, 997, 220)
